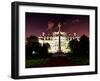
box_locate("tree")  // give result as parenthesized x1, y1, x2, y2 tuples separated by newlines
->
(27, 35, 39, 43)
(79, 35, 89, 57)
(69, 39, 80, 57)
(40, 43, 51, 58)
(26, 35, 42, 59)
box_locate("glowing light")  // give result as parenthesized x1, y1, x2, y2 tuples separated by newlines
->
(38, 23, 79, 54)
(39, 31, 72, 54)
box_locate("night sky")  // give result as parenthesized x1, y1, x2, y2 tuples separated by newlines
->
(26, 12, 89, 38)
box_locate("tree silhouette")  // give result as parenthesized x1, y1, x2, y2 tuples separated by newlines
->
(79, 35, 89, 57)
(27, 35, 39, 43)
(26, 35, 52, 59)
(67, 35, 89, 65)
(69, 39, 80, 57)
(40, 43, 51, 58)
(26, 36, 42, 59)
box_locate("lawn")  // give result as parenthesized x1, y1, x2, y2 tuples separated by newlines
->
(26, 58, 49, 68)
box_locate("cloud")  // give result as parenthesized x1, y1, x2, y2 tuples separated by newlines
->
(48, 21, 54, 30)
(72, 19, 80, 23)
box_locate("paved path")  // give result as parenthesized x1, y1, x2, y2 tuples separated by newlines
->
(39, 56, 77, 67)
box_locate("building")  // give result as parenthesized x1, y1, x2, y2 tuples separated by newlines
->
(39, 23, 80, 54)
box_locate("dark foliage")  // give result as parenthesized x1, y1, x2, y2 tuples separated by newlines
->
(69, 35, 89, 58)
(69, 39, 80, 57)
(68, 35, 89, 65)
(26, 36, 51, 59)
(79, 34, 89, 58)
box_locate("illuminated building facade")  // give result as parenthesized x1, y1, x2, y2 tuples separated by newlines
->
(39, 23, 80, 53)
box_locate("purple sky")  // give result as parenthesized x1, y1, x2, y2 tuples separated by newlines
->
(26, 12, 89, 37)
